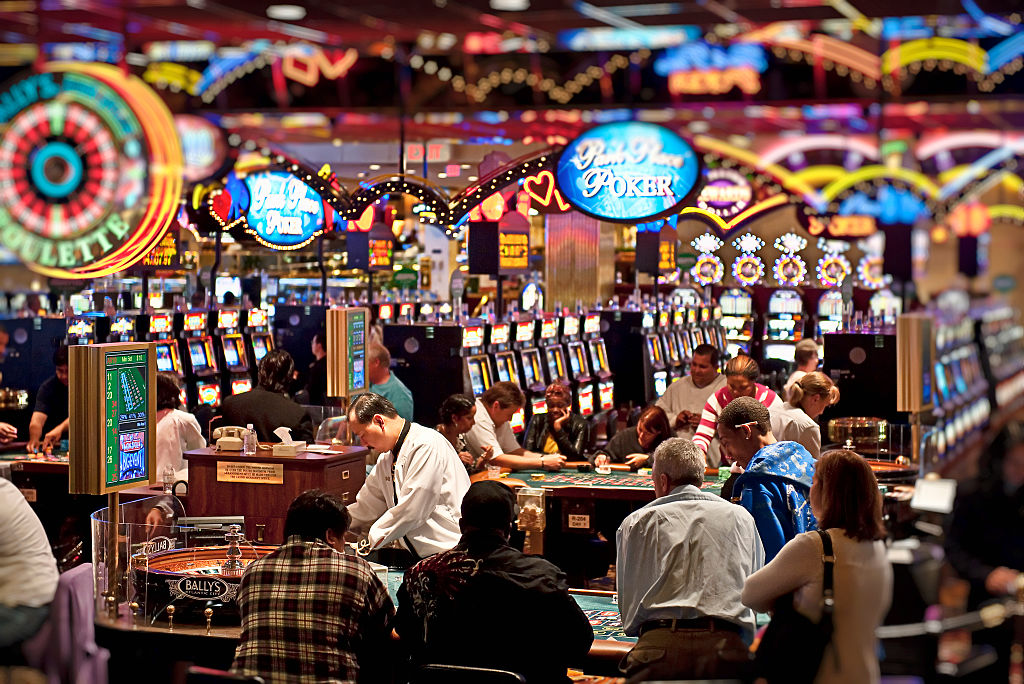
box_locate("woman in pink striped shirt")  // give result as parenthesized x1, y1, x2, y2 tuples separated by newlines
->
(693, 355, 781, 458)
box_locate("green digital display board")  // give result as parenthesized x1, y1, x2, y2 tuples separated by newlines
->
(104, 350, 150, 487)
(347, 311, 366, 393)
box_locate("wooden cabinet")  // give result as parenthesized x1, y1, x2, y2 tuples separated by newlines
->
(184, 446, 368, 544)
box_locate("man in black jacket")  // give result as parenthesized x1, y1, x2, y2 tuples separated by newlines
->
(395, 480, 594, 683)
(522, 382, 590, 462)
(222, 349, 314, 443)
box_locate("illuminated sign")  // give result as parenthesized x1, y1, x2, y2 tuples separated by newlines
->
(149, 315, 172, 336)
(563, 316, 580, 337)
(490, 324, 510, 345)
(838, 187, 928, 225)
(104, 350, 151, 487)
(732, 255, 765, 286)
(691, 254, 724, 286)
(805, 214, 878, 238)
(583, 314, 600, 335)
(242, 171, 326, 250)
(654, 43, 767, 95)
(540, 319, 558, 339)
(369, 238, 394, 270)
(858, 255, 886, 289)
(774, 255, 808, 287)
(0, 65, 182, 279)
(281, 47, 358, 88)
(516, 321, 535, 343)
(217, 310, 240, 329)
(462, 326, 485, 348)
(184, 312, 207, 331)
(659, 239, 676, 272)
(174, 115, 227, 184)
(499, 230, 529, 273)
(247, 309, 268, 328)
(68, 319, 95, 339)
(559, 26, 701, 51)
(110, 317, 134, 336)
(817, 254, 852, 288)
(555, 122, 700, 224)
(139, 227, 180, 270)
(697, 169, 752, 219)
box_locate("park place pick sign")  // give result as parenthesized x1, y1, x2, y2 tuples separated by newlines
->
(555, 121, 700, 224)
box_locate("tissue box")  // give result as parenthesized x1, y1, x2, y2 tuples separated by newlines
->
(272, 442, 307, 457)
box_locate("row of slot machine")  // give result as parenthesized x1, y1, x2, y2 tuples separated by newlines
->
(718, 287, 903, 363)
(65, 309, 274, 410)
(382, 312, 616, 434)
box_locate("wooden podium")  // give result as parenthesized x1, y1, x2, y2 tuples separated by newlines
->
(183, 445, 368, 544)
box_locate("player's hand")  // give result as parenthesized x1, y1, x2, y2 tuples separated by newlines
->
(688, 413, 702, 428)
(674, 411, 689, 429)
(458, 450, 474, 466)
(27, 437, 40, 453)
(42, 426, 63, 450)
(986, 566, 1021, 596)
(594, 454, 610, 467)
(145, 507, 165, 532)
(625, 453, 649, 469)
(540, 454, 566, 471)
(0, 422, 16, 443)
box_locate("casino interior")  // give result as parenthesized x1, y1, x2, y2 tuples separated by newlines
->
(1, 1, 1024, 682)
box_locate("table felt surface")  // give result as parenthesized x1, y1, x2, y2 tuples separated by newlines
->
(509, 469, 724, 498)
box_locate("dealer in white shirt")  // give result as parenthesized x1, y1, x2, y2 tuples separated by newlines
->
(346, 392, 470, 558)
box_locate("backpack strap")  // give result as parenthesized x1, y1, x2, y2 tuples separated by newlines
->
(816, 529, 835, 615)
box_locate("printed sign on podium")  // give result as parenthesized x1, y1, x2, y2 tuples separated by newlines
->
(69, 343, 156, 494)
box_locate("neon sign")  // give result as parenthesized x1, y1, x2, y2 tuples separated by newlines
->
(369, 238, 393, 270)
(697, 168, 753, 219)
(523, 170, 571, 211)
(175, 115, 227, 184)
(774, 255, 807, 287)
(857, 255, 886, 289)
(732, 255, 764, 286)
(654, 43, 767, 95)
(838, 187, 928, 225)
(281, 47, 358, 88)
(555, 122, 700, 223)
(817, 254, 852, 288)
(242, 171, 326, 250)
(499, 231, 529, 273)
(691, 254, 724, 286)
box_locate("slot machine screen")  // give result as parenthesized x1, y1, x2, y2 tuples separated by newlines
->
(658, 311, 669, 328)
(545, 347, 566, 380)
(567, 343, 582, 375)
(764, 344, 797, 363)
(583, 314, 600, 335)
(767, 317, 798, 341)
(642, 312, 655, 329)
(599, 382, 614, 410)
(197, 382, 221, 407)
(110, 316, 134, 338)
(952, 358, 968, 395)
(563, 316, 580, 337)
(490, 323, 510, 346)
(467, 358, 488, 396)
(673, 310, 684, 327)
(223, 340, 241, 368)
(149, 314, 172, 336)
(540, 319, 558, 340)
(645, 336, 662, 363)
(155, 344, 174, 372)
(248, 309, 268, 328)
(510, 408, 526, 433)
(399, 303, 415, 319)
(934, 362, 950, 404)
(462, 326, 485, 349)
(663, 334, 679, 361)
(189, 341, 209, 371)
(231, 378, 253, 394)
(184, 312, 206, 332)
(252, 336, 268, 362)
(495, 353, 516, 383)
(654, 371, 668, 398)
(516, 322, 535, 343)
(578, 385, 594, 416)
(521, 349, 542, 387)
(378, 304, 394, 321)
(217, 310, 239, 330)
(589, 340, 609, 373)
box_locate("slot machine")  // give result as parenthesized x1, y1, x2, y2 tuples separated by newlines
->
(462, 322, 494, 398)
(582, 313, 614, 414)
(719, 289, 754, 358)
(762, 290, 806, 364)
(487, 321, 526, 434)
(215, 309, 252, 397)
(642, 310, 669, 401)
(658, 309, 684, 381)
(147, 313, 186, 406)
(381, 322, 463, 426)
(816, 291, 845, 356)
(673, 307, 693, 365)
(376, 303, 396, 326)
(180, 311, 220, 409)
(869, 288, 902, 328)
(66, 314, 109, 346)
(560, 313, 595, 419)
(538, 316, 569, 386)
(513, 319, 547, 419)
(107, 313, 142, 343)
(397, 302, 416, 323)
(243, 308, 274, 381)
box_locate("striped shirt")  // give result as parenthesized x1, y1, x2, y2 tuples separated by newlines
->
(232, 537, 394, 683)
(693, 383, 781, 454)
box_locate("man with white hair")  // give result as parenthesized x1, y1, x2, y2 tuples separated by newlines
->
(616, 438, 764, 681)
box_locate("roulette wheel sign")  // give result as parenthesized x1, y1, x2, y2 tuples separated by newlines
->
(0, 63, 182, 278)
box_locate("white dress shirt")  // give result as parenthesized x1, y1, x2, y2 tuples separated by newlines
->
(616, 483, 764, 640)
(769, 401, 822, 459)
(463, 398, 521, 458)
(347, 422, 470, 557)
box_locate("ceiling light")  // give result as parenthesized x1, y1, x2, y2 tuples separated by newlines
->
(369, 164, 381, 170)
(490, 0, 530, 8)
(266, 4, 306, 20)
(438, 172, 447, 179)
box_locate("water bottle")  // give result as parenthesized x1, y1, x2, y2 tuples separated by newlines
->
(244, 424, 257, 456)
(162, 464, 176, 495)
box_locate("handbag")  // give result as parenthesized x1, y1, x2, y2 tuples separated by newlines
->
(753, 529, 836, 684)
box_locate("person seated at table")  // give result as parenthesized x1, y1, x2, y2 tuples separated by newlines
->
(221, 349, 314, 443)
(784, 338, 820, 398)
(366, 343, 414, 422)
(395, 480, 593, 683)
(742, 449, 891, 684)
(436, 393, 492, 474)
(522, 382, 589, 462)
(718, 396, 816, 562)
(27, 345, 69, 453)
(464, 381, 565, 471)
(232, 490, 394, 683)
(692, 355, 781, 460)
(770, 371, 840, 459)
(347, 393, 470, 562)
(616, 438, 762, 681)
(593, 405, 672, 470)
(155, 373, 205, 482)
(656, 343, 728, 466)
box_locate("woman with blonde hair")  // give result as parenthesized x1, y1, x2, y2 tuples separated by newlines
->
(769, 371, 840, 459)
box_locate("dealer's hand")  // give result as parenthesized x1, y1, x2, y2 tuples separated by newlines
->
(593, 454, 610, 467)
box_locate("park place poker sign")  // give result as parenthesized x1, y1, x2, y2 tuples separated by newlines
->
(0, 63, 182, 278)
(555, 121, 700, 223)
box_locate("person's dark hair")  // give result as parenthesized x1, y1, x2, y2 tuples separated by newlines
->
(638, 405, 672, 443)
(481, 381, 525, 409)
(719, 396, 771, 436)
(257, 349, 295, 393)
(439, 394, 475, 426)
(794, 339, 819, 367)
(222, 292, 237, 306)
(284, 489, 351, 543)
(978, 421, 1024, 481)
(815, 449, 886, 541)
(724, 355, 759, 380)
(53, 344, 68, 367)
(313, 330, 327, 349)
(349, 392, 399, 424)
(461, 480, 517, 532)
(156, 372, 183, 410)
(692, 343, 720, 366)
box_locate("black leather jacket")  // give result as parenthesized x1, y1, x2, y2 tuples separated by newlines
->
(522, 412, 590, 460)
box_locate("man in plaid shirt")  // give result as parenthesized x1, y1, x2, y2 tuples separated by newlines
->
(232, 490, 394, 683)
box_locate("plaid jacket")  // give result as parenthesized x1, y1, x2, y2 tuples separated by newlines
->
(232, 537, 394, 683)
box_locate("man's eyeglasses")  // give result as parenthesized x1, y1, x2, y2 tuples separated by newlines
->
(733, 421, 759, 430)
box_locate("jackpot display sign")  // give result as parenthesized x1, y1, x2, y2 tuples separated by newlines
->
(555, 121, 700, 223)
(104, 350, 150, 487)
(0, 63, 182, 279)
(696, 168, 752, 219)
(242, 170, 326, 250)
